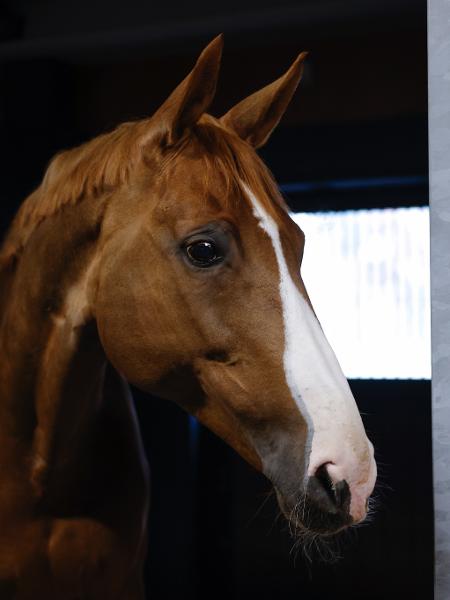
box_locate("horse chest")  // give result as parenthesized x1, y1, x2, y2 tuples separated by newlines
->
(0, 397, 148, 598)
(0, 516, 135, 600)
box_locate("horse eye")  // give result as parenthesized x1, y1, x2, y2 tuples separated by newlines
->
(185, 240, 222, 268)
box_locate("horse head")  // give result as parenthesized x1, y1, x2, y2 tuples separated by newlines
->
(93, 36, 376, 536)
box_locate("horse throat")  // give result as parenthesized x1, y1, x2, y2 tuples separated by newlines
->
(30, 281, 106, 500)
(0, 202, 107, 504)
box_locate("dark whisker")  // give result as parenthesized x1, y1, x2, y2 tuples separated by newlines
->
(245, 488, 275, 529)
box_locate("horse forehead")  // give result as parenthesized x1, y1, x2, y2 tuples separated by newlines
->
(153, 173, 248, 224)
(152, 191, 249, 230)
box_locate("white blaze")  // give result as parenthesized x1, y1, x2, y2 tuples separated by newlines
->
(243, 184, 375, 520)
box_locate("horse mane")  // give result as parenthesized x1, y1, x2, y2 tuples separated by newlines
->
(0, 114, 286, 267)
(0, 118, 151, 266)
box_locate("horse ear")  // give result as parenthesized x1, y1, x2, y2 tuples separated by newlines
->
(220, 52, 308, 149)
(153, 35, 223, 146)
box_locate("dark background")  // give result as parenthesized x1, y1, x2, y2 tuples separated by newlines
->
(0, 1, 432, 599)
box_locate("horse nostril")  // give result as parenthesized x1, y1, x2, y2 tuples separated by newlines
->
(307, 464, 351, 515)
(315, 464, 335, 503)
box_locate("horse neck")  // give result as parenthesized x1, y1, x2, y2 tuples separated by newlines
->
(0, 197, 108, 495)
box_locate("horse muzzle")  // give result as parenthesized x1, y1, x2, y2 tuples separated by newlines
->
(276, 451, 377, 536)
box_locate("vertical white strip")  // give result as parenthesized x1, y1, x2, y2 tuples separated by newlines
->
(243, 184, 371, 492)
(428, 1, 450, 595)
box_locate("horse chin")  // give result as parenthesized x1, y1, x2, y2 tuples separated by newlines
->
(275, 487, 353, 539)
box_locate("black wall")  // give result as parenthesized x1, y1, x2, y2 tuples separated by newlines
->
(133, 381, 432, 600)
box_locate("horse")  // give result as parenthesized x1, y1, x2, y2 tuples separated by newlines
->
(0, 35, 376, 599)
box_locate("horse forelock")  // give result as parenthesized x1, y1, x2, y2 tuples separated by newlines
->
(0, 113, 286, 266)
(159, 115, 288, 224)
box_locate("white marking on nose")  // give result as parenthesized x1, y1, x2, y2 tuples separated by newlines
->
(243, 184, 375, 518)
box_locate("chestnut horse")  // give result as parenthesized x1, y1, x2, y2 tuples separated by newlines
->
(0, 36, 376, 599)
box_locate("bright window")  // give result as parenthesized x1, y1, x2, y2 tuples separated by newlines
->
(291, 208, 431, 379)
